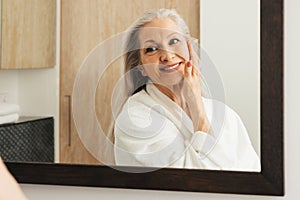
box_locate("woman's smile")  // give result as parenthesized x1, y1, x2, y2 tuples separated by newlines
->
(159, 62, 183, 72)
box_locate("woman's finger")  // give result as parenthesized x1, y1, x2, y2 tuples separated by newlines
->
(185, 60, 193, 78)
(187, 40, 199, 77)
(187, 40, 193, 62)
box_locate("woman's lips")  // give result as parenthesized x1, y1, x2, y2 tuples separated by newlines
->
(160, 62, 182, 72)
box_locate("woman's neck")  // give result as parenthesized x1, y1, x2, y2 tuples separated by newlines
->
(154, 83, 189, 112)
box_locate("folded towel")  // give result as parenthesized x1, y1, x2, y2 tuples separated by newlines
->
(0, 103, 20, 116)
(0, 113, 19, 125)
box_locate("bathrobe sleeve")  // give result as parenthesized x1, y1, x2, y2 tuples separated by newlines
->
(186, 104, 261, 171)
(114, 93, 260, 171)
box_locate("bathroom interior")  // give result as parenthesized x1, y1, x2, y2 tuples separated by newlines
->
(0, 0, 260, 170)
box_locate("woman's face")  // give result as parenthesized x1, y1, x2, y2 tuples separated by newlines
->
(138, 17, 189, 88)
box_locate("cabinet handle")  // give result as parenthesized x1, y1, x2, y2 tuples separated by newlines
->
(64, 95, 72, 147)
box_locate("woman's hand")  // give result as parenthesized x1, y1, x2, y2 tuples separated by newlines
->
(0, 157, 28, 200)
(182, 41, 211, 133)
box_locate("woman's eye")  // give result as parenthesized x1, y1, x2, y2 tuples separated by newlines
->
(145, 47, 158, 54)
(169, 38, 180, 45)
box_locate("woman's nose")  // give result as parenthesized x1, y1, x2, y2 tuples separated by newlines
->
(159, 49, 175, 62)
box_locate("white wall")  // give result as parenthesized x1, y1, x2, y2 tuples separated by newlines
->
(201, 0, 260, 156)
(17, 69, 58, 117)
(19, 0, 300, 200)
(0, 70, 18, 104)
(0, 68, 59, 117)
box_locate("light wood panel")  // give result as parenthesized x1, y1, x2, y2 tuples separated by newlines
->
(61, 0, 103, 164)
(60, 0, 200, 164)
(1, 0, 56, 69)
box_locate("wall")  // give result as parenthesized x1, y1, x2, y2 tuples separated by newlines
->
(201, 0, 260, 156)
(19, 0, 300, 200)
(0, 68, 58, 116)
(0, 70, 18, 104)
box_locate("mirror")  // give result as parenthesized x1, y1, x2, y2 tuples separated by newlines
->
(1, 0, 284, 196)
(60, 1, 260, 171)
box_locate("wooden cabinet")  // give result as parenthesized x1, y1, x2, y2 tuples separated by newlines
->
(60, 0, 200, 164)
(0, 0, 56, 69)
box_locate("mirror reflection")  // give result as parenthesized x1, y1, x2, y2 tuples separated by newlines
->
(0, 0, 260, 172)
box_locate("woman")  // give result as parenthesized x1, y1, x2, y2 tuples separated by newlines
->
(114, 9, 260, 171)
(0, 157, 28, 200)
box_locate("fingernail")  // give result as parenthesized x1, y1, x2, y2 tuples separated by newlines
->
(187, 61, 192, 67)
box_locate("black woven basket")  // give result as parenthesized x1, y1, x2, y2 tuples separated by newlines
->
(0, 117, 54, 162)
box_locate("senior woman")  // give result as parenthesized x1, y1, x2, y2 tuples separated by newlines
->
(113, 9, 260, 171)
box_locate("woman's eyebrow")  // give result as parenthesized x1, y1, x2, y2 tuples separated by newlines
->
(167, 32, 181, 38)
(144, 39, 156, 44)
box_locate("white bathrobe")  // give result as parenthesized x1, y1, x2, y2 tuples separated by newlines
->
(114, 83, 260, 172)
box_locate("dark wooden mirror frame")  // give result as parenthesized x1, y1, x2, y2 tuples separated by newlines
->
(5, 0, 284, 196)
